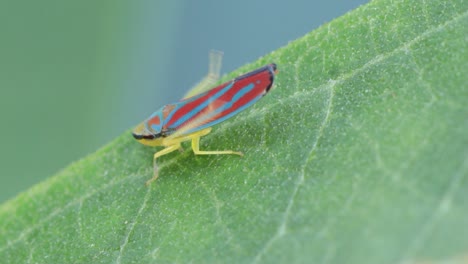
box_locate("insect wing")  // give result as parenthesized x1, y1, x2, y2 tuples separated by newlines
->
(164, 64, 277, 139)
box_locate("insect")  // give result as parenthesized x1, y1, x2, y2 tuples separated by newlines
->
(133, 50, 277, 185)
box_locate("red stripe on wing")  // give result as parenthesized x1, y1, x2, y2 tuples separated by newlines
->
(165, 82, 232, 128)
(167, 64, 275, 131)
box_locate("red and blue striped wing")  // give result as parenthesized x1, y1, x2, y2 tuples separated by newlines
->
(163, 63, 277, 137)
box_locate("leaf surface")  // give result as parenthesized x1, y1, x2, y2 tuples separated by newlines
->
(1, 0, 467, 263)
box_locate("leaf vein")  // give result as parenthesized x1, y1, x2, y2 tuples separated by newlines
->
(400, 152, 468, 260)
(115, 186, 151, 264)
(200, 181, 241, 253)
(0, 175, 142, 253)
(250, 9, 468, 262)
(252, 79, 336, 263)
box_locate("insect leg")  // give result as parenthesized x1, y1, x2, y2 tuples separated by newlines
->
(146, 143, 181, 186)
(191, 135, 243, 157)
(208, 49, 223, 81)
(182, 50, 223, 99)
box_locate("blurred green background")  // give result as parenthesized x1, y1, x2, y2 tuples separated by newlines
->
(0, 0, 367, 203)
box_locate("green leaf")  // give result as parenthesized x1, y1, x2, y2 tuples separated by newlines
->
(1, 0, 467, 263)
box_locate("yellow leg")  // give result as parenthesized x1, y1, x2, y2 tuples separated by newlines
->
(191, 135, 243, 156)
(145, 143, 181, 186)
(144, 128, 241, 185)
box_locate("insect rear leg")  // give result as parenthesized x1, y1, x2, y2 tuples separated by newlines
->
(146, 143, 181, 186)
(191, 134, 243, 157)
(182, 50, 223, 99)
(208, 49, 223, 81)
